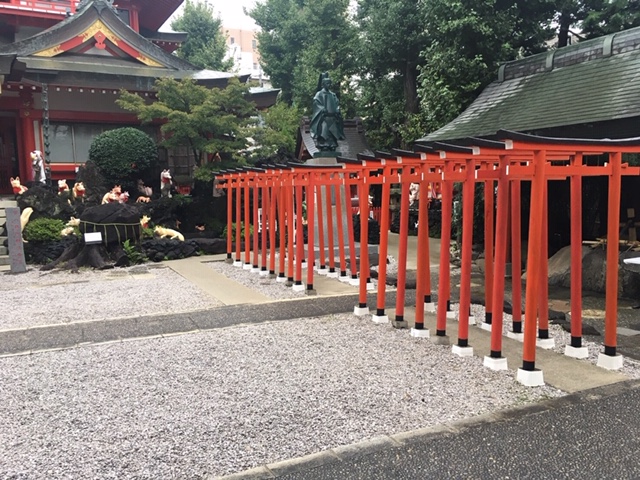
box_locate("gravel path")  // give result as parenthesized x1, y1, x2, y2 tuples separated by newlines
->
(449, 302, 640, 379)
(0, 313, 563, 479)
(206, 260, 308, 300)
(0, 266, 222, 330)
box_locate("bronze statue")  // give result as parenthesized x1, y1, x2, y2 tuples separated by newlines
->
(310, 72, 345, 152)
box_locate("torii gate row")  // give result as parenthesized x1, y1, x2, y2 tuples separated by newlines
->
(408, 130, 640, 385)
(215, 130, 640, 386)
(340, 132, 640, 386)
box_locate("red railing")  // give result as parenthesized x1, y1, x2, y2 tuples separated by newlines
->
(0, 0, 77, 15)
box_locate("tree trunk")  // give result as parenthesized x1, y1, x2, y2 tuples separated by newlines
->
(558, 13, 572, 48)
(404, 63, 419, 114)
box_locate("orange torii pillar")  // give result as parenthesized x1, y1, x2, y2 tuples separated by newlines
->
(285, 170, 296, 286)
(234, 170, 244, 267)
(242, 171, 252, 270)
(216, 170, 234, 263)
(389, 151, 426, 329)
(276, 172, 289, 283)
(356, 152, 399, 324)
(482, 162, 495, 329)
(410, 160, 433, 338)
(293, 175, 306, 291)
(485, 154, 510, 369)
(453, 156, 476, 357)
(251, 170, 261, 273)
(507, 176, 523, 340)
(565, 153, 588, 358)
(267, 170, 279, 278)
(323, 171, 340, 279)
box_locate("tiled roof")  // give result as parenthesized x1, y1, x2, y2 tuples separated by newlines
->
(0, 0, 195, 71)
(420, 26, 640, 142)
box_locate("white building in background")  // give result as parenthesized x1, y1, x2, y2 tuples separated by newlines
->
(223, 27, 270, 87)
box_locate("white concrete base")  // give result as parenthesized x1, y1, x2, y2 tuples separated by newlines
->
(301, 262, 308, 270)
(452, 345, 474, 357)
(467, 315, 476, 326)
(243, 263, 252, 270)
(233, 261, 243, 267)
(597, 353, 624, 370)
(410, 328, 430, 338)
(292, 283, 306, 292)
(349, 278, 360, 287)
(339, 275, 351, 283)
(446, 311, 457, 320)
(536, 338, 556, 349)
(516, 368, 545, 387)
(424, 302, 436, 313)
(483, 356, 508, 371)
(251, 267, 261, 273)
(366, 282, 376, 291)
(479, 322, 493, 332)
(371, 314, 389, 324)
(276, 276, 287, 283)
(259, 270, 269, 277)
(506, 331, 524, 342)
(354, 306, 370, 316)
(317, 267, 329, 275)
(564, 345, 589, 359)
(327, 271, 339, 278)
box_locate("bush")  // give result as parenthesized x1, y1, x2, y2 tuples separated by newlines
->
(89, 127, 158, 186)
(222, 222, 253, 242)
(23, 217, 66, 242)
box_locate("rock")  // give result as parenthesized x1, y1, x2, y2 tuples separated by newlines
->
(80, 203, 143, 245)
(17, 185, 76, 220)
(191, 238, 227, 255)
(548, 245, 640, 299)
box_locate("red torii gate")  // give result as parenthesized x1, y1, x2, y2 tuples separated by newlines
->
(215, 130, 640, 387)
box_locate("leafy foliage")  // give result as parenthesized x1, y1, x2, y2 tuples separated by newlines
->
(88, 127, 158, 186)
(171, 0, 233, 71)
(249, 0, 358, 115)
(117, 77, 258, 172)
(23, 217, 66, 242)
(122, 239, 148, 265)
(222, 222, 254, 242)
(248, 101, 302, 161)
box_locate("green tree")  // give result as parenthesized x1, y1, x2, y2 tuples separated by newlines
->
(116, 77, 258, 179)
(582, 0, 640, 39)
(248, 100, 302, 161)
(88, 127, 158, 186)
(417, 0, 554, 136)
(354, 0, 430, 150)
(249, 0, 358, 115)
(171, 0, 233, 71)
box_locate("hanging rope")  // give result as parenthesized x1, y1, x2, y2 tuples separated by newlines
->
(41, 83, 51, 187)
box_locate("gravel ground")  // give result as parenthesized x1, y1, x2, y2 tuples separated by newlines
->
(447, 302, 640, 379)
(0, 313, 563, 479)
(0, 265, 222, 330)
(206, 260, 307, 300)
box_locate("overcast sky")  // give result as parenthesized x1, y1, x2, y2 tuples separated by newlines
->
(161, 0, 259, 32)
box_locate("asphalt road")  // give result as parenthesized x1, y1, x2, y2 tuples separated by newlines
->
(277, 380, 640, 480)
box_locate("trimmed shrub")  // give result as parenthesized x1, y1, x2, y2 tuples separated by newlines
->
(88, 127, 158, 186)
(23, 217, 66, 242)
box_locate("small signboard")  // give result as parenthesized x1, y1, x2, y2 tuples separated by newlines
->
(6, 207, 26, 273)
(84, 231, 103, 245)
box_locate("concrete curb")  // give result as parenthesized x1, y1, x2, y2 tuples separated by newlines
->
(0, 291, 404, 357)
(210, 379, 640, 479)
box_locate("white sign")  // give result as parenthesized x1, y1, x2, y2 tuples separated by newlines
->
(84, 232, 103, 245)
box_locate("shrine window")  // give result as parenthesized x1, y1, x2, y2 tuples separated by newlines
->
(48, 122, 156, 164)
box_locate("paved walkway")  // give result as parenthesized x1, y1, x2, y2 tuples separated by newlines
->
(229, 379, 640, 480)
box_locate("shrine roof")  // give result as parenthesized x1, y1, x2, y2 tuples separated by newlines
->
(420, 26, 640, 142)
(0, 0, 195, 71)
